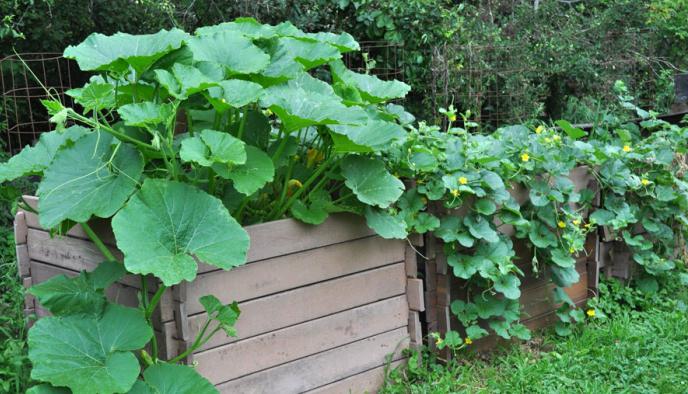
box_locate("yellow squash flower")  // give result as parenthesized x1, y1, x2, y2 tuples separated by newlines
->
(544, 137, 552, 143)
(448, 114, 457, 122)
(521, 153, 530, 162)
(535, 125, 545, 134)
(458, 176, 468, 185)
(573, 219, 581, 226)
(586, 309, 596, 317)
(569, 247, 575, 254)
(557, 221, 566, 229)
(464, 337, 473, 345)
(287, 179, 303, 189)
(641, 178, 650, 186)
(450, 189, 460, 198)
(436, 337, 444, 346)
(553, 135, 561, 142)
(623, 145, 632, 152)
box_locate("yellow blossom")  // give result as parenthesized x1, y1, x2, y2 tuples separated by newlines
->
(641, 178, 650, 186)
(521, 153, 530, 162)
(450, 189, 460, 198)
(586, 309, 595, 317)
(535, 125, 545, 134)
(623, 145, 632, 152)
(573, 219, 581, 226)
(287, 179, 303, 189)
(464, 337, 473, 345)
(557, 221, 566, 229)
(584, 222, 592, 229)
(436, 337, 444, 346)
(459, 176, 468, 185)
(553, 135, 561, 142)
(264, 108, 273, 116)
(569, 247, 575, 254)
(448, 114, 457, 122)
(544, 137, 552, 143)
(306, 148, 324, 167)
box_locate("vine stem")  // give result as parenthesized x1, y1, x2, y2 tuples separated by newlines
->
(271, 155, 336, 220)
(80, 222, 118, 263)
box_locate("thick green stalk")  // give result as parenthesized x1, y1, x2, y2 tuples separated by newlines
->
(81, 222, 118, 262)
(272, 155, 336, 220)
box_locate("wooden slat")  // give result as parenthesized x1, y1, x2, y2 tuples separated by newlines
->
(406, 278, 424, 312)
(181, 263, 407, 351)
(215, 328, 409, 393)
(194, 296, 408, 384)
(306, 361, 405, 394)
(183, 236, 404, 311)
(14, 211, 27, 244)
(15, 244, 30, 277)
(520, 273, 589, 320)
(408, 311, 422, 347)
(405, 243, 418, 278)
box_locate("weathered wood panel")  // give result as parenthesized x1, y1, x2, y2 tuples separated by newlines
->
(181, 263, 407, 351)
(183, 236, 405, 311)
(215, 328, 409, 393)
(306, 361, 405, 394)
(194, 296, 408, 384)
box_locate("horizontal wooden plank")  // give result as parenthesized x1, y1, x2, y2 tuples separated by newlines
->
(182, 263, 408, 350)
(184, 236, 405, 310)
(306, 361, 405, 394)
(195, 296, 409, 384)
(216, 327, 409, 393)
(29, 260, 175, 324)
(23, 195, 377, 264)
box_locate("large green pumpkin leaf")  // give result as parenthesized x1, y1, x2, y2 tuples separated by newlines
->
(26, 384, 70, 394)
(154, 63, 219, 99)
(187, 31, 270, 75)
(214, 145, 274, 195)
(207, 80, 264, 111)
(129, 364, 218, 394)
(66, 82, 116, 114)
(37, 133, 144, 229)
(364, 206, 408, 239)
(329, 60, 410, 103)
(28, 261, 124, 316)
(341, 156, 404, 208)
(180, 129, 246, 167)
(329, 120, 406, 152)
(28, 304, 152, 394)
(112, 179, 249, 285)
(118, 102, 175, 128)
(0, 126, 88, 182)
(64, 29, 189, 74)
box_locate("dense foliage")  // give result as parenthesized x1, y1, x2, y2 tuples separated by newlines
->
(0, 19, 413, 393)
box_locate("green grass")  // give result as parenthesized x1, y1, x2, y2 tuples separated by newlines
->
(382, 277, 688, 394)
(0, 175, 34, 393)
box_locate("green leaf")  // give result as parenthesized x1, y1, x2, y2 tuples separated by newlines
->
(329, 120, 406, 152)
(551, 265, 580, 287)
(0, 126, 88, 183)
(180, 129, 246, 167)
(329, 60, 410, 103)
(550, 249, 576, 268)
(341, 156, 404, 208)
(494, 274, 521, 299)
(37, 133, 143, 229)
(447, 255, 480, 279)
(215, 146, 274, 196)
(154, 63, 219, 99)
(637, 277, 659, 294)
(131, 364, 218, 394)
(465, 324, 489, 340)
(413, 212, 440, 233)
(489, 319, 510, 339)
(187, 31, 270, 74)
(475, 199, 497, 215)
(208, 80, 264, 110)
(26, 384, 70, 394)
(29, 261, 124, 316)
(555, 120, 586, 140)
(112, 179, 249, 286)
(66, 82, 116, 114)
(509, 324, 531, 340)
(290, 190, 333, 225)
(200, 295, 241, 337)
(64, 28, 189, 74)
(464, 215, 499, 243)
(118, 101, 175, 128)
(528, 222, 557, 248)
(364, 206, 407, 239)
(28, 304, 152, 394)
(474, 294, 507, 319)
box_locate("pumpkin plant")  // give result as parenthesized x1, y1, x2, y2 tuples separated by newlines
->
(0, 18, 413, 393)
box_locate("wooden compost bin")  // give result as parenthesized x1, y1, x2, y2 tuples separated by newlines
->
(16, 196, 424, 393)
(423, 166, 601, 352)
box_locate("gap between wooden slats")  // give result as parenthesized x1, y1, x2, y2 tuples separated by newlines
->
(215, 327, 409, 393)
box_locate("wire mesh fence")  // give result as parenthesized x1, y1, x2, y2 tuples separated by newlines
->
(0, 53, 83, 154)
